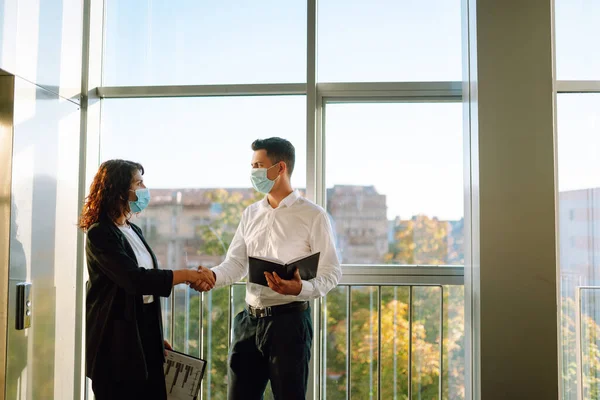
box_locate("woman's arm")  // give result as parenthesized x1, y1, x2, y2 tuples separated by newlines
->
(87, 225, 175, 296)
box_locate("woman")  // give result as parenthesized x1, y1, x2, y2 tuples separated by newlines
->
(79, 159, 213, 400)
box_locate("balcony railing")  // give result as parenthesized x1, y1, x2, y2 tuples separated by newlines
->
(575, 286, 600, 400)
(161, 265, 465, 400)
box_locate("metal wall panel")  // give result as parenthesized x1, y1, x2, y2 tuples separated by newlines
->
(5, 77, 81, 399)
(0, 73, 15, 400)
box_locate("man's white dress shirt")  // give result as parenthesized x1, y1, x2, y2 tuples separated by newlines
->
(211, 190, 342, 308)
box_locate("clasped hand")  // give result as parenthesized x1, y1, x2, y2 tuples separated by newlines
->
(187, 266, 216, 292)
(264, 268, 302, 296)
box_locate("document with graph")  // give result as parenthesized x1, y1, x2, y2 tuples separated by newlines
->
(164, 349, 206, 400)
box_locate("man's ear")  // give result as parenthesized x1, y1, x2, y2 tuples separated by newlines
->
(279, 161, 287, 176)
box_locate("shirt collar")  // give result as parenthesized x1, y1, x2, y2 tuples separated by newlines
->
(280, 190, 301, 208)
(261, 189, 301, 209)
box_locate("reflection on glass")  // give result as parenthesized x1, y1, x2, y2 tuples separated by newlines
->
(318, 0, 462, 82)
(103, 0, 307, 86)
(325, 103, 464, 266)
(557, 94, 600, 400)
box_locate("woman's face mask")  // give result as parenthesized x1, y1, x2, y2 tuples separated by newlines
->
(129, 188, 151, 213)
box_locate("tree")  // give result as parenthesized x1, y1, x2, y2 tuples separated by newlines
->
(385, 215, 464, 266)
(196, 189, 263, 256)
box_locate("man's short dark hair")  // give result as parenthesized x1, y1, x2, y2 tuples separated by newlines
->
(251, 137, 295, 177)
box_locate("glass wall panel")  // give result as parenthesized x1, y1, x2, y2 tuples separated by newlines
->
(318, 0, 462, 82)
(324, 102, 464, 266)
(555, 0, 600, 80)
(557, 94, 600, 400)
(103, 0, 307, 86)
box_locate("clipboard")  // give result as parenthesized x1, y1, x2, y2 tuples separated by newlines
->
(164, 349, 207, 400)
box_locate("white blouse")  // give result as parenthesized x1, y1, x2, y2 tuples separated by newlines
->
(118, 224, 155, 304)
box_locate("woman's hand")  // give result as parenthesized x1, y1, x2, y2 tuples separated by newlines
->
(189, 266, 216, 292)
(164, 340, 173, 357)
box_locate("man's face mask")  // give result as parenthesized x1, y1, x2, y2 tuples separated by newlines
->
(250, 164, 280, 194)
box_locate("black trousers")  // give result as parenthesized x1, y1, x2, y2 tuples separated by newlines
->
(92, 303, 167, 400)
(228, 305, 313, 400)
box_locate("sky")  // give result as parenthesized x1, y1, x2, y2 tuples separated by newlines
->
(99, 0, 599, 221)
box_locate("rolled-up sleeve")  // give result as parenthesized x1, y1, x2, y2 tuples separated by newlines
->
(296, 212, 342, 300)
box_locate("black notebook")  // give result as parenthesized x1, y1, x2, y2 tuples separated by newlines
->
(248, 252, 320, 287)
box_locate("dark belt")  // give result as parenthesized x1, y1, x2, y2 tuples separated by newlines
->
(247, 301, 308, 319)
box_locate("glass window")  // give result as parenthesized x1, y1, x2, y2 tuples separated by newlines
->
(100, 95, 306, 398)
(557, 94, 600, 400)
(555, 0, 600, 80)
(324, 102, 464, 265)
(103, 0, 307, 86)
(318, 0, 462, 82)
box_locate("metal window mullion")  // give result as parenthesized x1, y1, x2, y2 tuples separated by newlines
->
(322, 96, 461, 105)
(408, 286, 413, 400)
(95, 81, 471, 101)
(316, 89, 325, 207)
(347, 287, 352, 400)
(377, 286, 382, 400)
(306, 0, 317, 204)
(96, 83, 307, 98)
(184, 285, 190, 354)
(228, 285, 233, 347)
(317, 81, 462, 100)
(306, 3, 319, 399)
(170, 288, 175, 345)
(439, 286, 444, 400)
(576, 287, 583, 400)
(199, 290, 204, 400)
(555, 80, 600, 93)
(321, 296, 327, 400)
(393, 287, 398, 399)
(311, 298, 322, 400)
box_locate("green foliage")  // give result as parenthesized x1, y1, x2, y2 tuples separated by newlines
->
(386, 215, 464, 265)
(196, 189, 263, 257)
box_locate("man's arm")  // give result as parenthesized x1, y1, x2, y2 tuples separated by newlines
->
(192, 212, 248, 291)
(296, 212, 342, 300)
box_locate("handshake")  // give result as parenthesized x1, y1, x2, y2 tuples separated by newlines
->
(185, 266, 216, 292)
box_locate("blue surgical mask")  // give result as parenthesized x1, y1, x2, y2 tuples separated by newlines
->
(129, 188, 151, 213)
(250, 164, 280, 194)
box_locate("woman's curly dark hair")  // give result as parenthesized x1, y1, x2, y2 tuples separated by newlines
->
(79, 159, 144, 231)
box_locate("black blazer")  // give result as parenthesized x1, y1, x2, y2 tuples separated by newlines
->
(85, 217, 173, 382)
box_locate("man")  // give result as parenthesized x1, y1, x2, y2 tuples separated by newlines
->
(194, 137, 341, 400)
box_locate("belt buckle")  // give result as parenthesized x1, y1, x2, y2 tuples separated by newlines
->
(252, 306, 272, 318)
